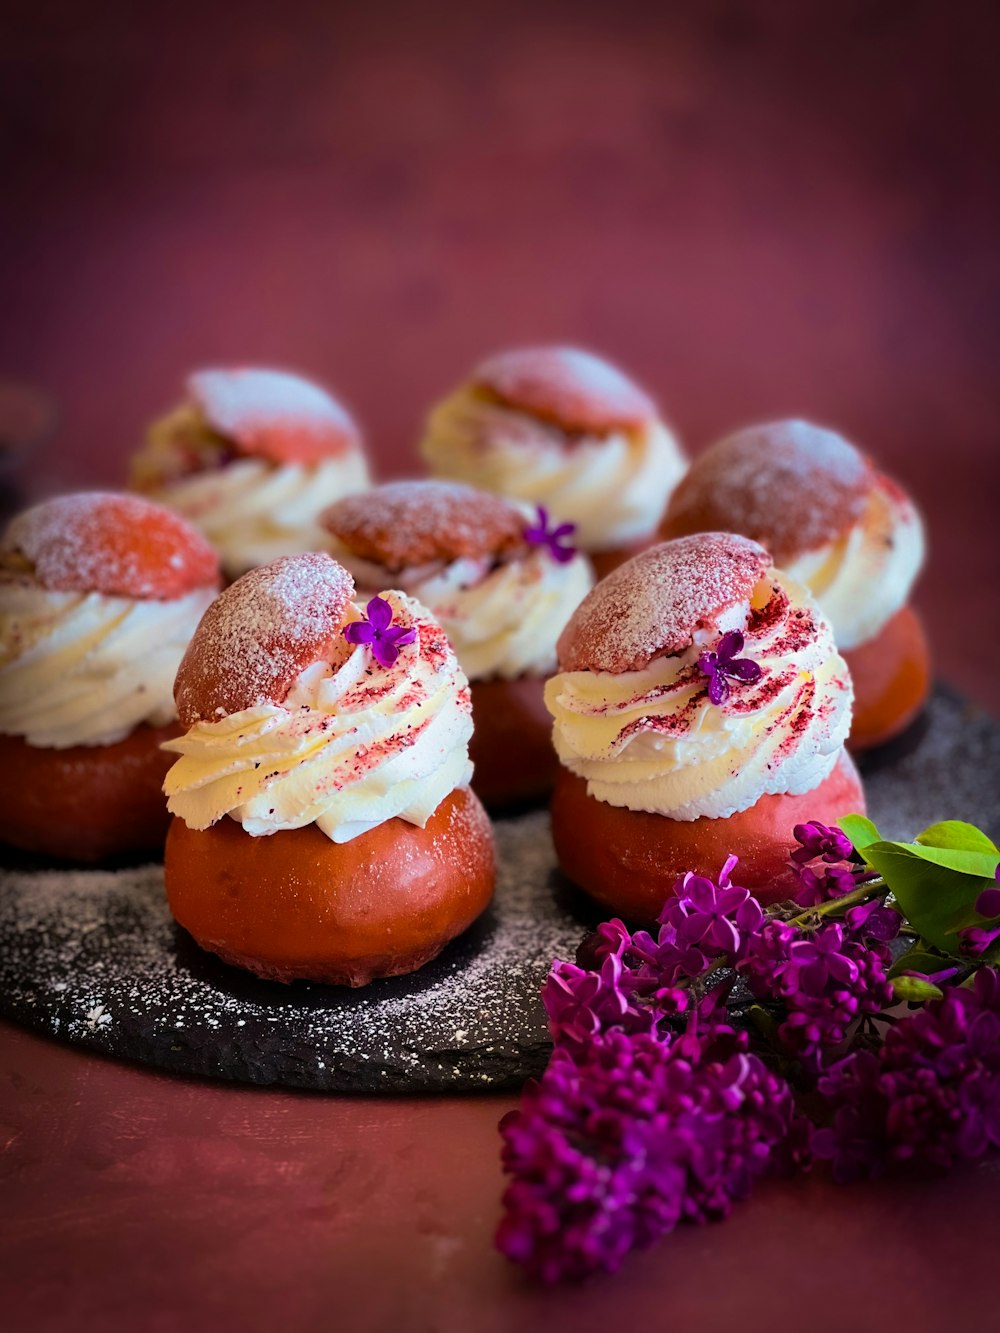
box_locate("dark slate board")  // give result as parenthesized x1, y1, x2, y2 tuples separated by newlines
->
(0, 685, 997, 1094)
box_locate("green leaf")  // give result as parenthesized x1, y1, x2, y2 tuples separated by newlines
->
(838, 813, 881, 855)
(888, 842, 999, 878)
(891, 975, 943, 1003)
(887, 946, 951, 981)
(863, 841, 995, 954)
(916, 821, 999, 856)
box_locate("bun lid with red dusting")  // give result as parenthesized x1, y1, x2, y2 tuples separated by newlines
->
(557, 533, 770, 674)
(663, 420, 874, 564)
(472, 346, 657, 434)
(189, 368, 362, 465)
(1, 492, 220, 600)
(322, 479, 529, 568)
(174, 552, 355, 726)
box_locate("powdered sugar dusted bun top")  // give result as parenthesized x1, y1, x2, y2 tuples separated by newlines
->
(545, 533, 854, 821)
(165, 566, 475, 844)
(663, 420, 873, 564)
(473, 346, 657, 433)
(323, 480, 528, 568)
(174, 553, 355, 725)
(2, 492, 219, 600)
(0, 494, 219, 748)
(131, 369, 370, 579)
(558, 534, 769, 674)
(324, 480, 594, 681)
(188, 368, 360, 465)
(662, 420, 925, 649)
(421, 347, 686, 553)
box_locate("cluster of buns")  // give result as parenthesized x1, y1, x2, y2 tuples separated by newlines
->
(0, 351, 930, 986)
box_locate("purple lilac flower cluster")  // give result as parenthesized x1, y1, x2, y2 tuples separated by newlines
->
(814, 968, 1000, 1181)
(498, 819, 1000, 1283)
(497, 1021, 801, 1282)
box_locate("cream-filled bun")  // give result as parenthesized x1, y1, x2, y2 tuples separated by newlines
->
(162, 553, 495, 984)
(0, 491, 220, 860)
(420, 346, 686, 572)
(660, 419, 930, 749)
(546, 533, 865, 915)
(322, 480, 594, 808)
(131, 367, 370, 578)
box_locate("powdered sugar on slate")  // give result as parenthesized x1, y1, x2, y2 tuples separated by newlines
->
(2, 492, 220, 600)
(666, 420, 872, 563)
(558, 533, 769, 673)
(0, 812, 585, 1091)
(473, 346, 657, 433)
(174, 552, 355, 724)
(0, 687, 996, 1093)
(190, 368, 361, 463)
(323, 479, 528, 568)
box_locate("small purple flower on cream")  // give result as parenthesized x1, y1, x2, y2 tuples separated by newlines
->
(343, 595, 417, 668)
(697, 630, 762, 705)
(523, 505, 577, 564)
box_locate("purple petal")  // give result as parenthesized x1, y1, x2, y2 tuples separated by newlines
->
(726, 658, 762, 682)
(716, 630, 745, 663)
(708, 673, 730, 706)
(382, 625, 417, 649)
(551, 543, 576, 564)
(366, 595, 394, 631)
(975, 887, 1000, 919)
(343, 620, 375, 646)
(552, 522, 577, 540)
(370, 639, 400, 669)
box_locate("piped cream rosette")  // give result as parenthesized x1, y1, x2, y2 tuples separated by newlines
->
(546, 538, 854, 821)
(164, 590, 474, 844)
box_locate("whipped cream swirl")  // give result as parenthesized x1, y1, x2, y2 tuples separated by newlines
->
(332, 544, 594, 681)
(784, 476, 925, 651)
(164, 591, 474, 843)
(545, 572, 853, 820)
(145, 457, 370, 578)
(422, 388, 685, 551)
(0, 579, 216, 748)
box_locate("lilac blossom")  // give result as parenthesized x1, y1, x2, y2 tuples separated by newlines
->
(342, 595, 416, 668)
(697, 630, 762, 706)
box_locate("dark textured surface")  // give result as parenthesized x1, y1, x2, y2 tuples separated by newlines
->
(3, 5, 1000, 1328)
(0, 687, 995, 1094)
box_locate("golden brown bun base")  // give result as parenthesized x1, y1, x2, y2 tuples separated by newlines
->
(164, 787, 496, 986)
(0, 723, 177, 862)
(845, 605, 931, 752)
(551, 751, 865, 920)
(469, 675, 558, 809)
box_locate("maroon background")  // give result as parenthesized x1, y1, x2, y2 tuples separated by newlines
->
(2, 3, 1000, 1329)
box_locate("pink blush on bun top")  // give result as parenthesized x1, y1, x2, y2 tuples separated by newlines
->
(323, 480, 529, 569)
(664, 420, 874, 564)
(174, 552, 355, 726)
(189, 368, 362, 466)
(557, 533, 770, 674)
(472, 346, 658, 435)
(2, 492, 220, 600)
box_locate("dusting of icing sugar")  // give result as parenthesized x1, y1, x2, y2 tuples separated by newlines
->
(2, 492, 220, 600)
(174, 553, 355, 725)
(557, 533, 769, 673)
(189, 368, 362, 464)
(473, 346, 657, 433)
(323, 479, 527, 569)
(1, 689, 997, 1093)
(664, 419, 873, 562)
(0, 812, 584, 1091)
